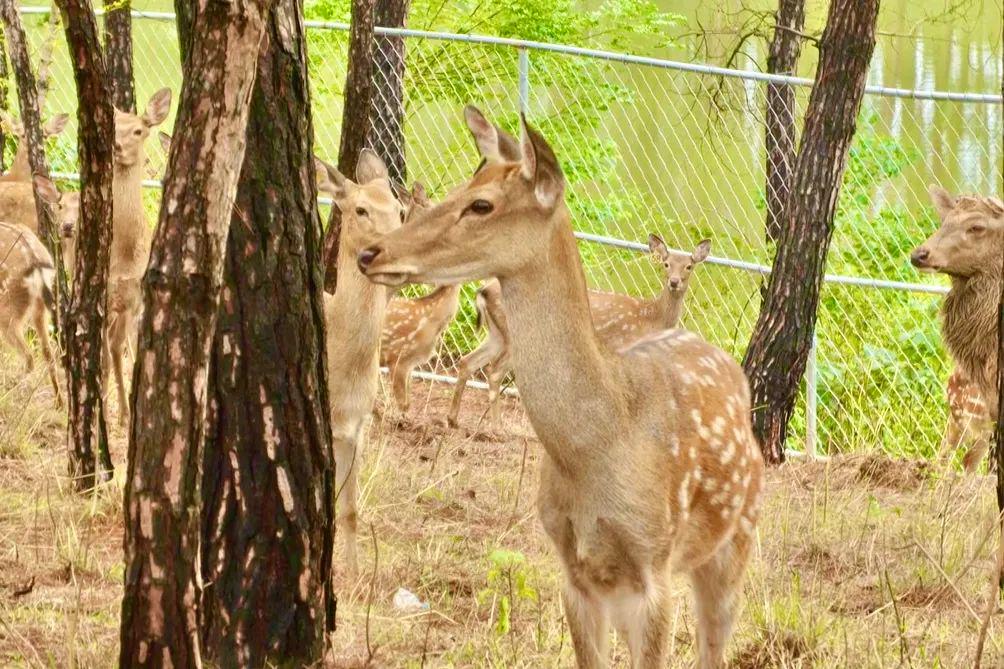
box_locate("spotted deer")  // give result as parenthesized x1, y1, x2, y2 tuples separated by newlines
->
(0, 220, 60, 405)
(0, 112, 70, 182)
(359, 107, 764, 668)
(23, 175, 79, 274)
(104, 88, 172, 426)
(447, 237, 712, 428)
(317, 150, 404, 578)
(941, 368, 992, 471)
(911, 186, 1004, 471)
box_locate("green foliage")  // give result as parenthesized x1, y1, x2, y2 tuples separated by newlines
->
(477, 548, 539, 636)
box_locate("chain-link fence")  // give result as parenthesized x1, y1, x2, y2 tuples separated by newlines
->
(15, 7, 1004, 458)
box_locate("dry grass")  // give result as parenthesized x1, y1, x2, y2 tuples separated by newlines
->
(2, 356, 1004, 667)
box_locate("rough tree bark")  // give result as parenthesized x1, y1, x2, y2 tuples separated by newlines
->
(321, 0, 376, 291)
(103, 0, 135, 112)
(995, 44, 1004, 586)
(118, 0, 273, 663)
(764, 0, 805, 244)
(0, 1, 64, 315)
(0, 30, 9, 172)
(55, 0, 115, 491)
(742, 0, 879, 464)
(197, 0, 335, 661)
(370, 0, 408, 186)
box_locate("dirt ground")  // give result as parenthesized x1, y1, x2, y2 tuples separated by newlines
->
(2, 357, 1004, 668)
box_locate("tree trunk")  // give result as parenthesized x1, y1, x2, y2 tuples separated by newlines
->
(198, 0, 335, 661)
(742, 0, 879, 464)
(370, 0, 408, 187)
(118, 0, 272, 663)
(0, 29, 9, 172)
(103, 0, 135, 112)
(995, 43, 1004, 589)
(321, 0, 376, 292)
(0, 0, 65, 318)
(55, 0, 115, 491)
(764, 0, 805, 244)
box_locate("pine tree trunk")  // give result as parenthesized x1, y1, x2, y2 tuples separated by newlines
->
(370, 0, 408, 187)
(764, 0, 805, 244)
(742, 0, 879, 464)
(103, 0, 135, 112)
(55, 0, 115, 491)
(322, 0, 376, 291)
(994, 43, 1004, 588)
(118, 0, 272, 663)
(0, 1, 65, 317)
(0, 30, 9, 172)
(198, 0, 335, 660)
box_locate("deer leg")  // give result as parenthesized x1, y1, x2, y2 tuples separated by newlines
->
(333, 419, 364, 579)
(32, 306, 61, 408)
(109, 313, 132, 427)
(962, 432, 990, 474)
(939, 415, 964, 461)
(2, 323, 33, 373)
(689, 530, 751, 669)
(390, 361, 411, 414)
(561, 583, 609, 669)
(619, 582, 671, 669)
(447, 363, 470, 428)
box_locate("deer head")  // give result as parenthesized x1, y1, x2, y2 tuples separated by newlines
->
(648, 235, 711, 293)
(315, 149, 404, 255)
(911, 185, 1004, 278)
(114, 88, 172, 169)
(358, 107, 565, 286)
(33, 175, 79, 239)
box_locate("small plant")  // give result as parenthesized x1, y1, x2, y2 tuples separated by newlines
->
(477, 548, 539, 636)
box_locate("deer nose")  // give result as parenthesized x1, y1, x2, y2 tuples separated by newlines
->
(910, 248, 930, 267)
(669, 278, 681, 289)
(114, 142, 122, 152)
(357, 246, 381, 272)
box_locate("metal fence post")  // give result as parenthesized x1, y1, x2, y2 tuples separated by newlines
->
(518, 48, 529, 114)
(805, 333, 819, 458)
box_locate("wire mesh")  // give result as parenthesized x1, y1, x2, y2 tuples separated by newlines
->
(13, 8, 1004, 457)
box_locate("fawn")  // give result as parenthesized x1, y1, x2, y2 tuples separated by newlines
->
(359, 106, 764, 668)
(318, 150, 404, 578)
(912, 186, 1004, 471)
(941, 368, 992, 471)
(448, 236, 711, 428)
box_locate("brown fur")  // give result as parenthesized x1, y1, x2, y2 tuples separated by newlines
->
(941, 368, 992, 472)
(318, 150, 404, 578)
(0, 222, 61, 405)
(0, 112, 69, 183)
(360, 107, 764, 668)
(912, 186, 1004, 471)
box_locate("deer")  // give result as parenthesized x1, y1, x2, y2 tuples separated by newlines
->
(0, 220, 61, 406)
(358, 106, 764, 669)
(911, 186, 1004, 472)
(941, 368, 992, 471)
(103, 88, 172, 426)
(0, 112, 70, 182)
(317, 150, 404, 579)
(447, 236, 712, 429)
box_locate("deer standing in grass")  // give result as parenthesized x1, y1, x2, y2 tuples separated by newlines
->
(359, 107, 764, 668)
(0, 221, 60, 405)
(317, 150, 404, 578)
(911, 186, 1004, 471)
(448, 235, 711, 428)
(104, 88, 172, 426)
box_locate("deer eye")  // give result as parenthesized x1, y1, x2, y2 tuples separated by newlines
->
(133, 128, 142, 136)
(467, 199, 494, 216)
(685, 264, 693, 270)
(355, 207, 368, 217)
(399, 209, 406, 223)
(969, 224, 986, 234)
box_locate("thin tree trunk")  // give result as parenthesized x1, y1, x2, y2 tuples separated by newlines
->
(742, 0, 879, 464)
(55, 0, 114, 491)
(0, 29, 9, 172)
(103, 0, 135, 112)
(118, 0, 272, 663)
(764, 0, 805, 244)
(0, 1, 65, 320)
(322, 0, 376, 292)
(370, 0, 408, 186)
(995, 43, 1004, 592)
(198, 0, 335, 660)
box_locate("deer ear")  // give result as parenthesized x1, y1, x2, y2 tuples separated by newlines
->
(692, 239, 711, 263)
(647, 233, 669, 258)
(464, 105, 504, 161)
(0, 111, 23, 137)
(142, 88, 172, 127)
(32, 174, 61, 204)
(929, 185, 955, 219)
(355, 148, 389, 184)
(158, 131, 172, 154)
(43, 113, 69, 137)
(411, 181, 429, 207)
(315, 156, 350, 200)
(519, 115, 563, 210)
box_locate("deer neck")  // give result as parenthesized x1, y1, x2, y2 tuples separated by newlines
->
(111, 160, 150, 264)
(943, 270, 1000, 401)
(655, 285, 686, 329)
(497, 207, 628, 470)
(5, 147, 29, 180)
(333, 232, 387, 346)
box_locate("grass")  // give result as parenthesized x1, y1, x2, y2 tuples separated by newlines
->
(2, 357, 1004, 667)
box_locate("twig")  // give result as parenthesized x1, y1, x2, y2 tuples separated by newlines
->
(882, 567, 913, 668)
(11, 574, 34, 597)
(365, 522, 379, 663)
(507, 438, 529, 530)
(973, 512, 1004, 669)
(911, 537, 982, 624)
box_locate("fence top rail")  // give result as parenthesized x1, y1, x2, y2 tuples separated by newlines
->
(18, 5, 1004, 104)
